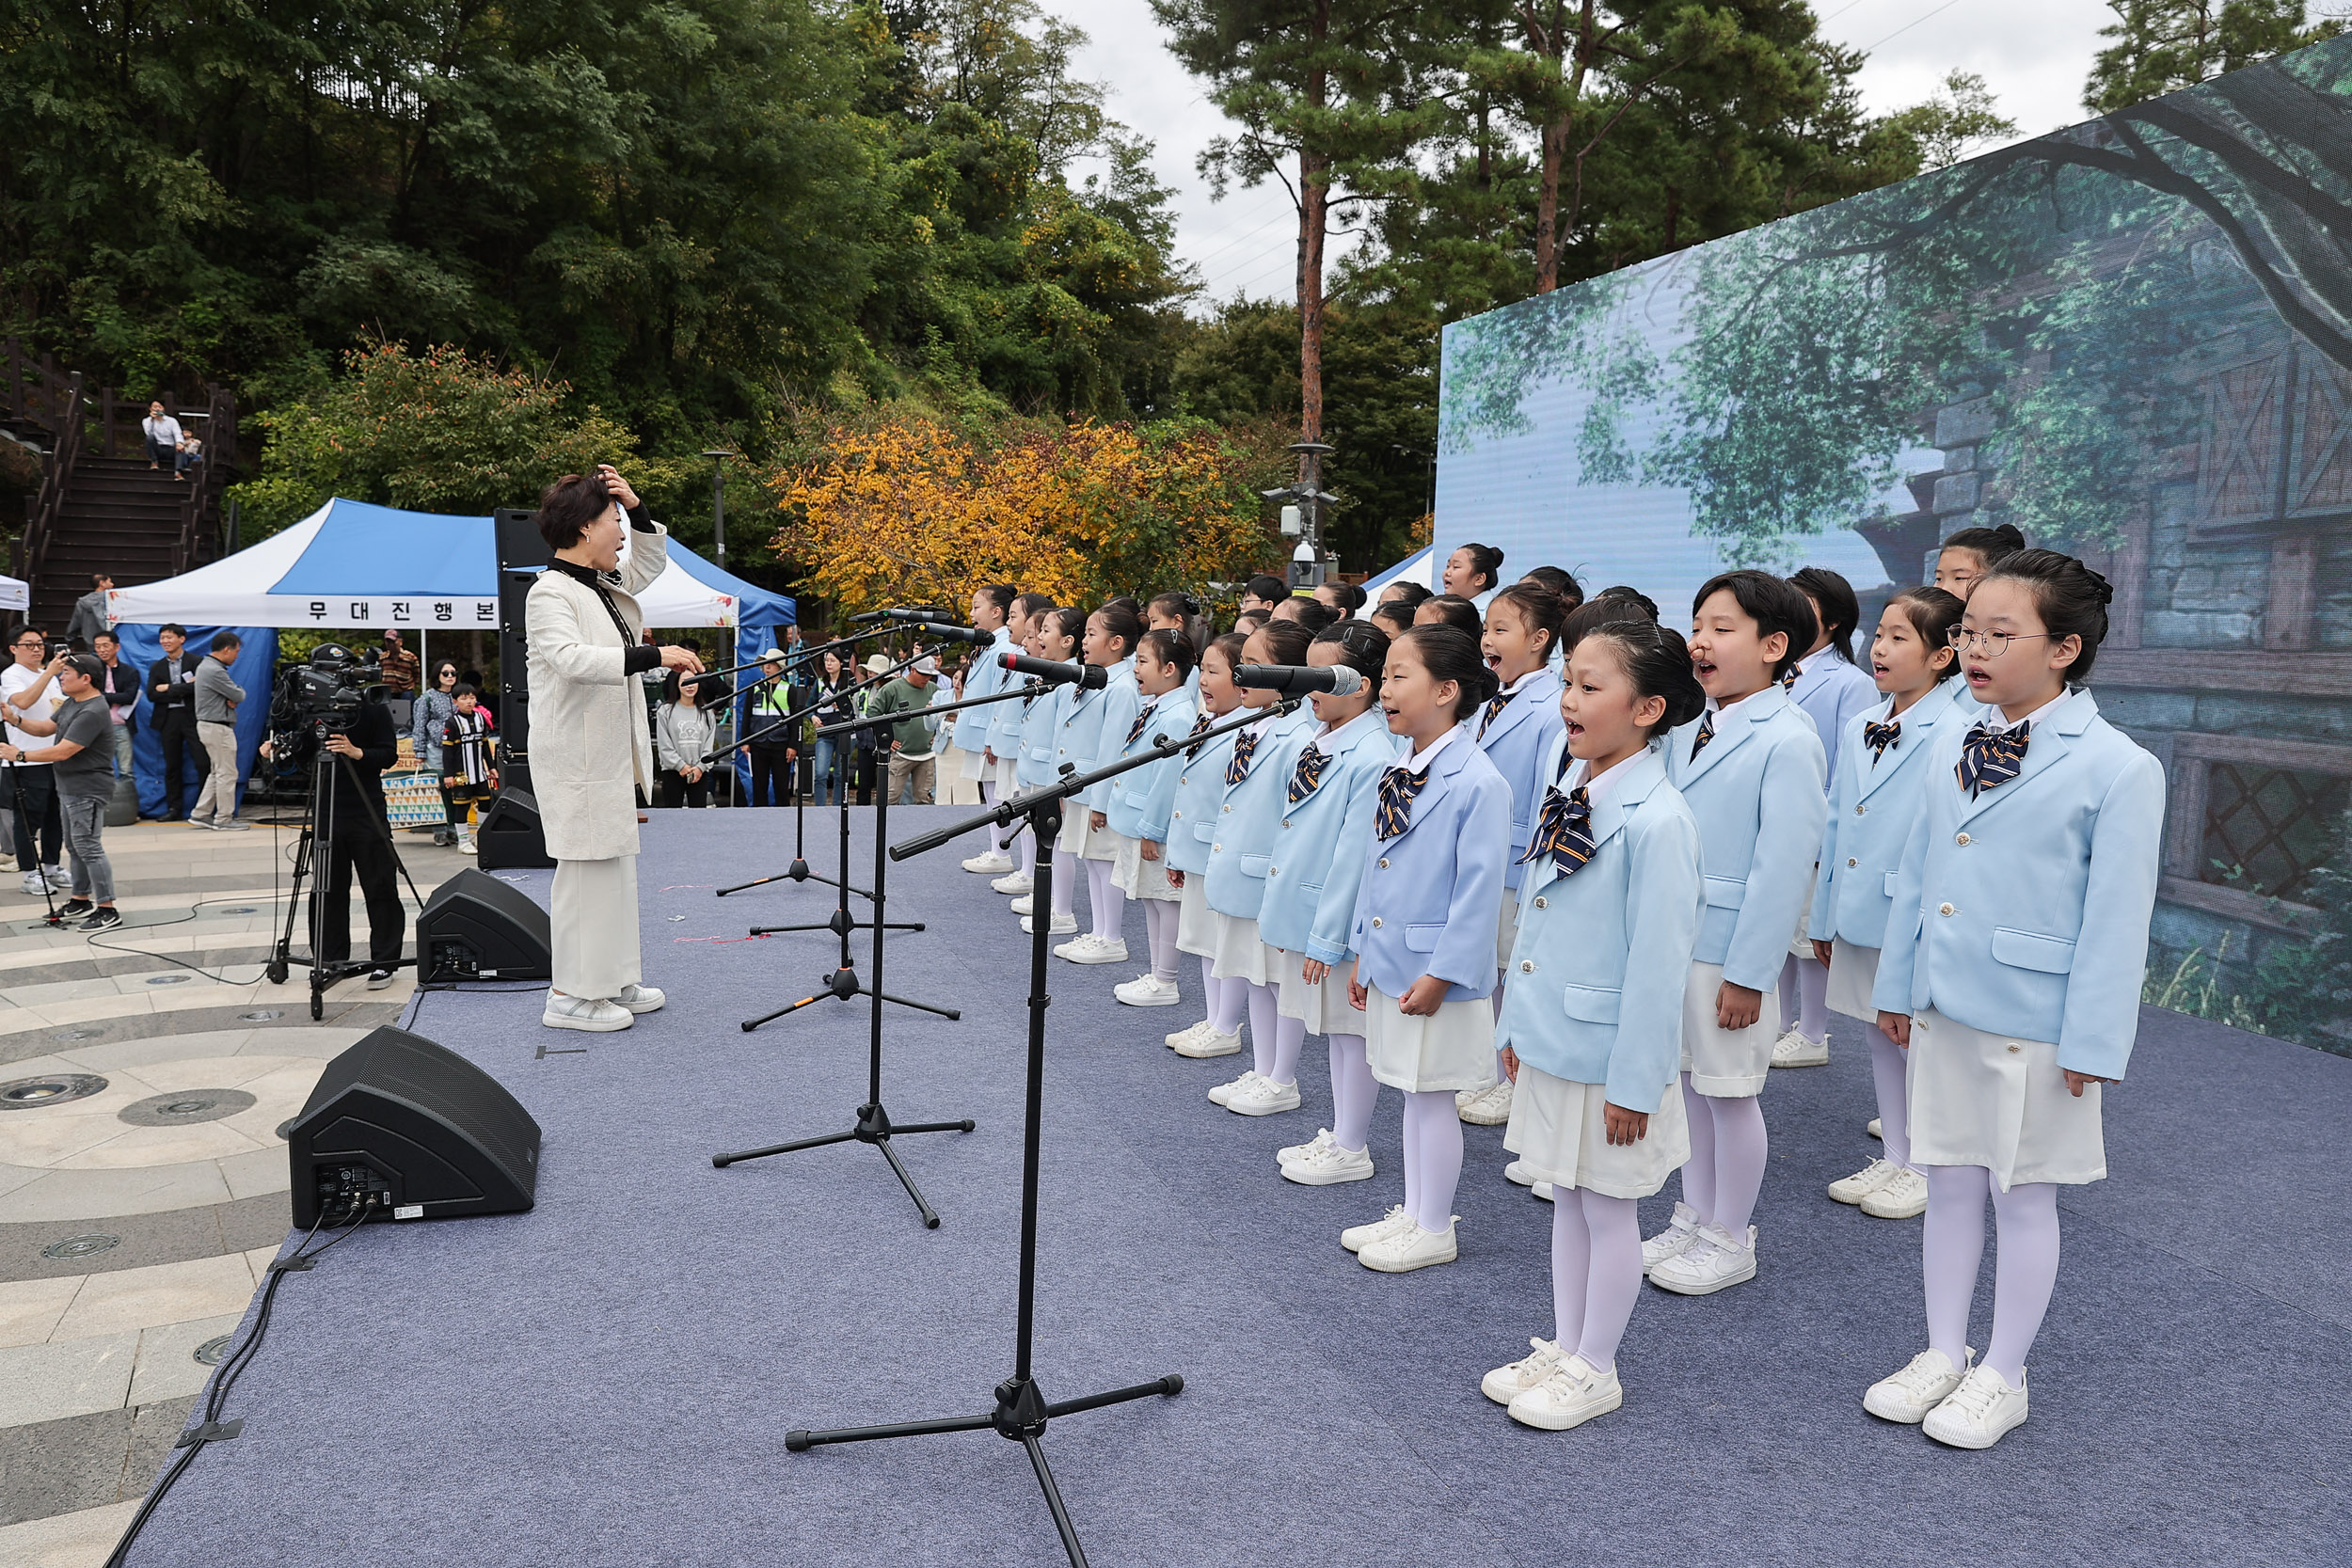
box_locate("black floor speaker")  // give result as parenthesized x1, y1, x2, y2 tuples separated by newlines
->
(476, 787, 555, 869)
(286, 1025, 541, 1227)
(418, 866, 553, 981)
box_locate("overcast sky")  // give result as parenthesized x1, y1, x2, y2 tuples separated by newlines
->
(1042, 0, 2118, 309)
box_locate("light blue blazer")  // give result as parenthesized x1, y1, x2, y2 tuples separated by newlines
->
(1164, 723, 1238, 877)
(1254, 708, 1401, 966)
(1013, 682, 1065, 789)
(1078, 666, 1141, 812)
(1496, 742, 1704, 1108)
(968, 628, 1020, 758)
(1663, 686, 1827, 992)
(1203, 705, 1322, 923)
(1789, 652, 1878, 793)
(1346, 728, 1514, 1002)
(1809, 680, 1967, 951)
(1869, 689, 2165, 1081)
(1473, 666, 1565, 891)
(1104, 689, 1200, 843)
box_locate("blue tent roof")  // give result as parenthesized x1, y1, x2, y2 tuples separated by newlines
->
(269, 500, 499, 596)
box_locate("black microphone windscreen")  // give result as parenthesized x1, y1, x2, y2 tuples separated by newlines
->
(917, 622, 994, 645)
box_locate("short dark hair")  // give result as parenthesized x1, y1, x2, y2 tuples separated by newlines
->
(1977, 549, 2114, 681)
(1691, 569, 1815, 682)
(453, 683, 480, 699)
(536, 472, 614, 551)
(208, 631, 242, 653)
(1788, 566, 1861, 664)
(92, 629, 118, 645)
(161, 623, 186, 638)
(91, 572, 111, 588)
(1243, 574, 1288, 604)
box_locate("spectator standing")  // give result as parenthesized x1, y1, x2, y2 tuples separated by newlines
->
(2, 653, 119, 927)
(655, 670, 723, 808)
(867, 656, 942, 806)
(411, 660, 462, 846)
(440, 686, 498, 852)
(807, 650, 854, 806)
(743, 650, 799, 807)
(91, 631, 139, 781)
(67, 575, 112, 647)
(147, 625, 206, 819)
(3, 630, 70, 895)
(189, 632, 248, 830)
(376, 630, 420, 697)
(140, 402, 182, 470)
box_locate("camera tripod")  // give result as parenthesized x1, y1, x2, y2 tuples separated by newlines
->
(263, 731, 426, 1019)
(3, 761, 66, 929)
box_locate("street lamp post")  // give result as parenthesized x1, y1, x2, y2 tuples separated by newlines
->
(703, 448, 736, 571)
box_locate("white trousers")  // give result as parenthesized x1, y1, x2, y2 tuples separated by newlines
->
(551, 854, 641, 1000)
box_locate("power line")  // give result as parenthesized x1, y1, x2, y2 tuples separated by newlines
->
(1856, 0, 1972, 52)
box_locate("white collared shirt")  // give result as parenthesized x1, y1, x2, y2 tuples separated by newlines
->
(1396, 725, 1456, 777)
(1706, 686, 1767, 722)
(1562, 749, 1641, 816)
(1984, 684, 2083, 735)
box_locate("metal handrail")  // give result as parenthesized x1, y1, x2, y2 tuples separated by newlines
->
(23, 371, 84, 591)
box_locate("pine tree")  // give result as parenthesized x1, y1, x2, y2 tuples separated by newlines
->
(2085, 0, 2340, 114)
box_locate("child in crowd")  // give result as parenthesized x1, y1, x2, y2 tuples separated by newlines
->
(1163, 632, 1249, 1058)
(441, 685, 498, 853)
(956, 583, 1024, 877)
(1062, 602, 1145, 965)
(1105, 629, 1200, 1007)
(1931, 522, 2026, 600)
(1011, 608, 1084, 931)
(1414, 594, 1485, 639)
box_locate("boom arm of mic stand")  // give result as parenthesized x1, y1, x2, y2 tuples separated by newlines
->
(809, 679, 1045, 741)
(888, 700, 1302, 862)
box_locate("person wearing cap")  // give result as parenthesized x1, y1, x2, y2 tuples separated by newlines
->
(0, 652, 119, 928)
(743, 647, 800, 807)
(866, 654, 942, 806)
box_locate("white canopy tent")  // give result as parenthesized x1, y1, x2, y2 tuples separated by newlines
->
(0, 573, 26, 612)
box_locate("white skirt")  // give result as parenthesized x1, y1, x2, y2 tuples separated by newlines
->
(1055, 805, 1088, 854)
(1364, 984, 1495, 1094)
(1503, 1069, 1690, 1200)
(1493, 885, 1521, 971)
(1208, 912, 1278, 986)
(1678, 959, 1779, 1098)
(994, 756, 1019, 795)
(1824, 938, 1881, 1021)
(1788, 872, 1819, 958)
(1081, 814, 1120, 862)
(1907, 1007, 2106, 1190)
(958, 744, 988, 781)
(1112, 832, 1178, 901)
(1176, 876, 1216, 957)
(1274, 949, 1347, 1035)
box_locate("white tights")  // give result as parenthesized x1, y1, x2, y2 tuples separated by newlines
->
(1208, 963, 1247, 1036)
(1246, 980, 1306, 1085)
(1924, 1165, 2059, 1386)
(1327, 1033, 1374, 1152)
(1085, 858, 1125, 941)
(1050, 848, 1078, 918)
(1399, 1089, 1464, 1232)
(1677, 1074, 1768, 1236)
(1017, 821, 1037, 881)
(1870, 1031, 1915, 1170)
(1552, 1188, 1643, 1373)
(1141, 899, 1181, 983)
(1777, 953, 1830, 1045)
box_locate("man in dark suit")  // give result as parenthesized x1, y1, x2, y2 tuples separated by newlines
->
(145, 623, 206, 819)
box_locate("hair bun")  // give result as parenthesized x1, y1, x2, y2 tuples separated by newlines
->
(1993, 523, 2026, 548)
(2080, 562, 2115, 606)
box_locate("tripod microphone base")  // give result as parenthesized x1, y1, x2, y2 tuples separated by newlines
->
(711, 1100, 975, 1226)
(739, 967, 961, 1032)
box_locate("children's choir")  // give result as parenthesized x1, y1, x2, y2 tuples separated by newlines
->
(952, 532, 2161, 1447)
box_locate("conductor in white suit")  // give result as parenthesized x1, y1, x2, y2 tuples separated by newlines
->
(526, 466, 705, 1032)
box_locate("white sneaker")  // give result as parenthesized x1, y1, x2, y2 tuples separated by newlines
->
(1226, 1076, 1300, 1117)
(19, 871, 46, 895)
(1057, 934, 1127, 965)
(1646, 1222, 1756, 1295)
(543, 992, 633, 1032)
(1009, 893, 1037, 914)
(1481, 1338, 1567, 1405)
(1455, 1079, 1513, 1125)
(1867, 1117, 1883, 1140)
(1341, 1205, 1418, 1253)
(458, 833, 477, 854)
(1207, 1069, 1263, 1107)
(1280, 1133, 1374, 1186)
(1860, 1165, 1930, 1219)
(1507, 1354, 1622, 1432)
(961, 849, 1015, 875)
(1532, 1181, 1555, 1202)
(991, 872, 1034, 895)
(1828, 1157, 1902, 1206)
(1770, 1028, 1828, 1068)
(1277, 1128, 1332, 1165)
(1171, 1027, 1243, 1059)
(41, 864, 71, 888)
(1020, 912, 1078, 935)
(613, 983, 666, 1014)
(1641, 1202, 1702, 1273)
(1166, 1018, 1214, 1049)
(365, 969, 394, 990)
(1359, 1217, 1458, 1273)
(1922, 1365, 2029, 1449)
(1863, 1346, 1974, 1424)
(1503, 1159, 1537, 1188)
(1115, 974, 1182, 1007)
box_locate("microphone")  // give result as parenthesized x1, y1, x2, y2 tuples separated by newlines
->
(1000, 652, 1106, 689)
(916, 622, 996, 646)
(849, 607, 939, 625)
(1232, 663, 1364, 696)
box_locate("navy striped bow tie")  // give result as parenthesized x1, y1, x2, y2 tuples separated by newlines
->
(1375, 766, 1431, 840)
(1780, 665, 1800, 689)
(1476, 688, 1514, 739)
(1125, 702, 1158, 747)
(1689, 711, 1717, 761)
(1287, 744, 1328, 804)
(1958, 721, 2029, 797)
(1864, 719, 1901, 764)
(1226, 729, 1260, 786)
(1183, 708, 1216, 759)
(1522, 784, 1595, 877)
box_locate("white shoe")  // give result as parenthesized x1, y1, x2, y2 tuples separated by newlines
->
(1646, 1222, 1756, 1295)
(19, 871, 46, 895)
(1280, 1132, 1375, 1186)
(1863, 1346, 1975, 1424)
(1171, 1027, 1242, 1059)
(991, 872, 1034, 895)
(1503, 1159, 1537, 1188)
(42, 864, 71, 887)
(365, 969, 394, 990)
(1207, 1069, 1263, 1107)
(1770, 1027, 1828, 1068)
(1009, 893, 1037, 914)
(1166, 1018, 1214, 1049)
(458, 833, 477, 854)
(1507, 1354, 1622, 1431)
(1057, 934, 1127, 965)
(1114, 974, 1182, 1007)
(1867, 1117, 1883, 1140)
(613, 983, 666, 1014)
(1226, 1076, 1300, 1117)
(1341, 1205, 1416, 1254)
(1359, 1217, 1458, 1273)
(1481, 1337, 1567, 1405)
(961, 849, 1015, 875)
(1532, 1181, 1555, 1202)
(1860, 1165, 1930, 1219)
(1641, 1201, 1702, 1273)
(1277, 1128, 1332, 1165)
(1922, 1365, 2029, 1449)
(1828, 1157, 1902, 1206)
(1020, 912, 1078, 935)
(543, 992, 633, 1032)
(1455, 1079, 1513, 1125)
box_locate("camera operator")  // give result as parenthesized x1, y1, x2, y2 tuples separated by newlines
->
(262, 646, 405, 990)
(0, 653, 118, 927)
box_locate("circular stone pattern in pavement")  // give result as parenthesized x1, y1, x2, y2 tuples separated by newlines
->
(0, 1073, 110, 1109)
(118, 1089, 261, 1128)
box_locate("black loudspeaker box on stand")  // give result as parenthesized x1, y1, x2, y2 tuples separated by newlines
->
(417, 866, 552, 981)
(476, 788, 556, 870)
(493, 506, 545, 758)
(285, 1025, 542, 1228)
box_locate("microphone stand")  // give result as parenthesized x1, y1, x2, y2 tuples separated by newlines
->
(780, 699, 1295, 1566)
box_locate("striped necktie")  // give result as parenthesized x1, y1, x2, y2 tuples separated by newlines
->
(1226, 729, 1260, 786)
(1522, 785, 1596, 877)
(1287, 744, 1328, 804)
(1689, 710, 1716, 762)
(1780, 665, 1800, 690)
(1375, 766, 1431, 840)
(1476, 688, 1514, 740)
(1125, 701, 1158, 747)
(1182, 708, 1215, 759)
(1863, 718, 1901, 764)
(1958, 721, 2029, 798)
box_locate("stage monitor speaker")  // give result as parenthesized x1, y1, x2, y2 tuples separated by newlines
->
(286, 1025, 541, 1228)
(476, 788, 556, 871)
(494, 506, 543, 754)
(418, 865, 552, 980)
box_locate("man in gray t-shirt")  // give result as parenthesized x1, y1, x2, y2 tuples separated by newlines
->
(1, 656, 120, 927)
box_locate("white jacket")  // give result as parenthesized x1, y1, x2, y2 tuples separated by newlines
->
(524, 523, 669, 861)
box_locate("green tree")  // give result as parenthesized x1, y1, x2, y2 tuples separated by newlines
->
(2086, 0, 2341, 112)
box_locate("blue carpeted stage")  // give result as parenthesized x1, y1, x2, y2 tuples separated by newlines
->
(124, 810, 2352, 1566)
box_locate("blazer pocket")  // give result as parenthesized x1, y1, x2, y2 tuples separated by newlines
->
(1702, 875, 1746, 910)
(1403, 923, 1443, 953)
(1560, 983, 1622, 1023)
(1991, 927, 2076, 974)
(1027, 745, 1053, 762)
(1241, 853, 1270, 879)
(1883, 870, 1900, 898)
(1194, 822, 1215, 843)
